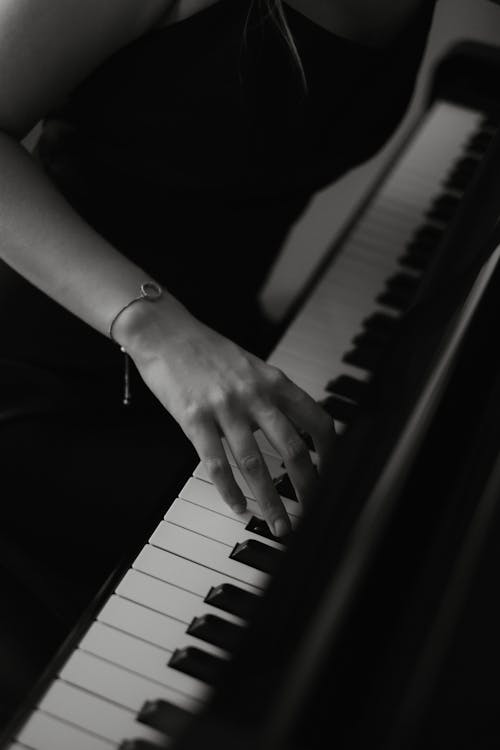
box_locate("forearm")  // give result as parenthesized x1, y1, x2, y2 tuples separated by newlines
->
(0, 129, 190, 340)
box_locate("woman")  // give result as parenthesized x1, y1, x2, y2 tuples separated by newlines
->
(0, 0, 436, 725)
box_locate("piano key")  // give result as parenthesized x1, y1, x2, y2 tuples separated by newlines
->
(168, 647, 227, 686)
(361, 313, 400, 335)
(60, 649, 200, 714)
(352, 328, 391, 348)
(399, 248, 433, 272)
(150, 522, 270, 588)
(325, 374, 369, 402)
(194, 461, 301, 509)
(425, 193, 461, 222)
(133, 544, 261, 597)
(385, 273, 421, 296)
(17, 710, 115, 750)
(467, 130, 495, 153)
(343, 345, 384, 372)
(320, 396, 358, 424)
(165, 497, 286, 550)
(119, 742, 163, 750)
(230, 540, 283, 575)
(272, 473, 298, 502)
(179, 476, 302, 520)
(137, 699, 193, 739)
(245, 515, 292, 544)
(80, 622, 210, 701)
(187, 614, 245, 652)
(444, 167, 477, 192)
(99, 594, 229, 657)
(204, 582, 261, 620)
(38, 681, 165, 746)
(376, 288, 416, 311)
(116, 569, 245, 628)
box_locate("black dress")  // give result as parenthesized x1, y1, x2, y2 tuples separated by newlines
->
(0, 0, 436, 727)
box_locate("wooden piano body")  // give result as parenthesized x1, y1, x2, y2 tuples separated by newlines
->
(2, 41, 500, 750)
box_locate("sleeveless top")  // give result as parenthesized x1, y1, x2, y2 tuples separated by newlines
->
(0, 0, 437, 395)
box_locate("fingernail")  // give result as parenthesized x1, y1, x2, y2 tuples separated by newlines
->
(273, 518, 290, 538)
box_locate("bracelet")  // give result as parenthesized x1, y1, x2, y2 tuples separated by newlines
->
(108, 281, 163, 406)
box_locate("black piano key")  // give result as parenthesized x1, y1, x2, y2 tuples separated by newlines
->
(399, 251, 431, 272)
(138, 699, 193, 738)
(273, 473, 298, 502)
(246, 514, 292, 543)
(445, 169, 475, 192)
(385, 272, 420, 293)
(413, 224, 444, 243)
(187, 614, 245, 652)
(204, 583, 260, 620)
(467, 131, 494, 153)
(119, 742, 164, 750)
(343, 346, 383, 372)
(377, 288, 416, 311)
(168, 647, 226, 685)
(403, 243, 437, 263)
(326, 374, 369, 403)
(426, 194, 461, 223)
(480, 116, 499, 131)
(454, 155, 481, 173)
(352, 329, 390, 348)
(320, 396, 358, 424)
(230, 539, 283, 574)
(407, 232, 440, 250)
(361, 312, 400, 335)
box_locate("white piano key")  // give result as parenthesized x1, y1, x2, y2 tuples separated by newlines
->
(191, 463, 303, 513)
(99, 594, 229, 657)
(39, 681, 165, 746)
(179, 476, 301, 520)
(194, 457, 284, 484)
(17, 711, 114, 750)
(150, 522, 271, 588)
(60, 648, 201, 714)
(167, 497, 286, 550)
(133, 543, 260, 596)
(117, 568, 247, 625)
(80, 622, 210, 701)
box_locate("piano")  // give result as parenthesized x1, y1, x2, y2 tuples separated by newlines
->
(2, 41, 500, 750)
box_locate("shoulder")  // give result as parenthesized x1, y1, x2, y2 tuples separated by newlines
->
(0, 0, 173, 138)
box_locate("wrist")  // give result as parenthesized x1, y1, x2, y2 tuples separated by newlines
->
(111, 288, 196, 360)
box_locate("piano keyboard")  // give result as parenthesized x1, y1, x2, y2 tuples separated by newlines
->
(8, 99, 497, 750)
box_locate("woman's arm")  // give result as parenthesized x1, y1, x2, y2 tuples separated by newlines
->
(0, 0, 334, 537)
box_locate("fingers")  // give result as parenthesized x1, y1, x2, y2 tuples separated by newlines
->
(252, 398, 320, 504)
(184, 413, 247, 515)
(219, 414, 291, 538)
(273, 377, 336, 473)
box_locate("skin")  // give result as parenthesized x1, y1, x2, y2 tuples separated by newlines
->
(0, 0, 425, 536)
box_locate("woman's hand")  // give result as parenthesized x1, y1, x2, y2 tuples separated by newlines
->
(117, 297, 335, 538)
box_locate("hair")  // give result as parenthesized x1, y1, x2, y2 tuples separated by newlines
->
(247, 0, 307, 91)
